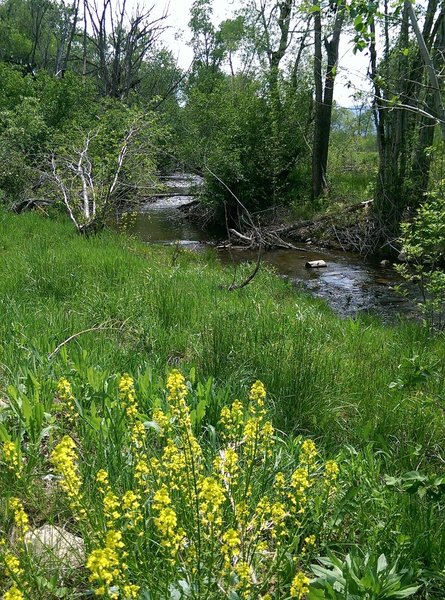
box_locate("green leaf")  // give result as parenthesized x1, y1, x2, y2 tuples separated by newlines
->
(0, 423, 11, 442)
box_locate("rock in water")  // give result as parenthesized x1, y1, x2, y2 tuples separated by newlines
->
(305, 260, 327, 268)
(24, 525, 85, 571)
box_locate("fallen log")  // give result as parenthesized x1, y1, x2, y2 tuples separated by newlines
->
(12, 198, 53, 213)
(228, 227, 310, 251)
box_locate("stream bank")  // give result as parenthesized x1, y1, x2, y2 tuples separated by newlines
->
(116, 174, 416, 321)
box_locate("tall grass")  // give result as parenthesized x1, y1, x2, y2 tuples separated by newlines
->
(1, 208, 445, 596)
(1, 210, 443, 453)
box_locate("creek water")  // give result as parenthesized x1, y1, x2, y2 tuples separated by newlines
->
(116, 174, 416, 321)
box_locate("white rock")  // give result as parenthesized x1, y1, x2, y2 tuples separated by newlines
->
(24, 525, 85, 571)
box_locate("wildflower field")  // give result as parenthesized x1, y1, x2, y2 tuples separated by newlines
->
(1, 209, 445, 598)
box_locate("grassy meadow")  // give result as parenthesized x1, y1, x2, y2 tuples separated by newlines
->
(1, 208, 445, 599)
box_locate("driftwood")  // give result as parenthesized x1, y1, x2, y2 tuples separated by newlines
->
(228, 228, 310, 251)
(271, 200, 374, 236)
(225, 245, 263, 291)
(12, 198, 53, 214)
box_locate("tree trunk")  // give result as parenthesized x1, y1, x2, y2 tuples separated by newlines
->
(312, 2, 345, 199)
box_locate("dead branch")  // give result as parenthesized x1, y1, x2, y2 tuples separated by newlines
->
(226, 245, 263, 291)
(48, 319, 129, 359)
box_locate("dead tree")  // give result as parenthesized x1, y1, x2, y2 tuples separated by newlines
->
(84, 0, 167, 98)
(50, 122, 141, 233)
(55, 0, 81, 76)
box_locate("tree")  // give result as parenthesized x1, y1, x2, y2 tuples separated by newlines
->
(84, 0, 167, 98)
(48, 108, 162, 232)
(311, 0, 347, 199)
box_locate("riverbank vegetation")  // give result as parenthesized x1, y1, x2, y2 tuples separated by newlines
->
(1, 210, 445, 597)
(1, 0, 445, 251)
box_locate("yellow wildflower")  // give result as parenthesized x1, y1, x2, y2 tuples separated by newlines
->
(152, 485, 184, 560)
(50, 436, 85, 519)
(289, 468, 310, 515)
(213, 447, 239, 485)
(134, 456, 150, 489)
(324, 460, 339, 486)
(3, 441, 22, 478)
(123, 584, 140, 599)
(131, 421, 146, 448)
(119, 374, 139, 420)
(166, 370, 187, 406)
(86, 530, 127, 596)
(160, 438, 187, 492)
(219, 400, 244, 442)
(300, 439, 317, 468)
(249, 380, 267, 417)
(122, 490, 143, 529)
(235, 560, 252, 597)
(198, 476, 225, 527)
(270, 501, 287, 541)
(4, 587, 24, 600)
(221, 528, 240, 566)
(302, 534, 316, 555)
(9, 498, 29, 538)
(103, 491, 120, 526)
(96, 469, 109, 493)
(290, 572, 310, 598)
(56, 377, 75, 421)
(152, 408, 170, 433)
(5, 552, 24, 577)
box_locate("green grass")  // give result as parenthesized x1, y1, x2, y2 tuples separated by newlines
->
(1, 209, 443, 452)
(1, 208, 445, 597)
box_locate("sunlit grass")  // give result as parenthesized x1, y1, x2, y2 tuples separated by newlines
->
(0, 209, 444, 597)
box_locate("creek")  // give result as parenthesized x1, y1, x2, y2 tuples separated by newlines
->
(116, 174, 417, 321)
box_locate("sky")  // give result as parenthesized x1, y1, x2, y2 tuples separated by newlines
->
(153, 0, 371, 106)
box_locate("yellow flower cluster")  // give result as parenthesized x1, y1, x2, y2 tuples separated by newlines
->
(324, 460, 340, 487)
(118, 374, 149, 496)
(122, 490, 143, 531)
(302, 534, 316, 555)
(166, 370, 188, 418)
(4, 552, 24, 577)
(290, 572, 310, 598)
(3, 586, 24, 600)
(152, 408, 169, 434)
(2, 441, 22, 478)
(86, 530, 125, 597)
(249, 380, 267, 417)
(219, 400, 244, 443)
(56, 377, 75, 422)
(221, 528, 240, 567)
(152, 485, 184, 561)
(300, 439, 317, 468)
(213, 447, 239, 486)
(50, 436, 86, 519)
(89, 467, 142, 596)
(198, 476, 225, 527)
(9, 498, 29, 539)
(235, 560, 252, 598)
(119, 373, 138, 420)
(89, 372, 340, 599)
(289, 468, 310, 516)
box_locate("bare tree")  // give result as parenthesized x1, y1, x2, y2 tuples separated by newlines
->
(55, 0, 81, 76)
(84, 0, 167, 98)
(50, 121, 144, 233)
